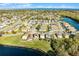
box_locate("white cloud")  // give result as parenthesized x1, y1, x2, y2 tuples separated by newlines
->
(0, 3, 32, 9)
(10, 3, 32, 8)
(31, 5, 78, 9)
(0, 3, 10, 6)
(55, 5, 76, 8)
(19, 3, 32, 7)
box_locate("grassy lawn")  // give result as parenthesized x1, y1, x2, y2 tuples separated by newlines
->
(0, 35, 52, 52)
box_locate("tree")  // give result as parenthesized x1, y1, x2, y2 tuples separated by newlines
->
(50, 39, 68, 55)
(36, 24, 40, 31)
(50, 38, 79, 56)
(64, 38, 79, 55)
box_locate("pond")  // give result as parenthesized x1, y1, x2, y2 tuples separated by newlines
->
(63, 17, 79, 30)
(0, 45, 46, 56)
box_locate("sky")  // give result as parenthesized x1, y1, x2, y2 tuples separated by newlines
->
(0, 3, 79, 9)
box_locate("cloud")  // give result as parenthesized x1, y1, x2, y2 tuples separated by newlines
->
(16, 3, 32, 7)
(0, 3, 10, 6)
(10, 3, 32, 8)
(55, 5, 76, 8)
(32, 5, 77, 9)
(0, 3, 78, 9)
(0, 3, 32, 9)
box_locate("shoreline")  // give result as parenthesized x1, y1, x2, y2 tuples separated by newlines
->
(61, 15, 79, 23)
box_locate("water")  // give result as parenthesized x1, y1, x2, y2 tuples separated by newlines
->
(63, 17, 79, 30)
(0, 45, 46, 56)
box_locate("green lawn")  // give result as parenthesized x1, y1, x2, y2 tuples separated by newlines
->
(0, 35, 52, 52)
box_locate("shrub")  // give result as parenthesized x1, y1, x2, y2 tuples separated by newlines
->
(50, 38, 79, 56)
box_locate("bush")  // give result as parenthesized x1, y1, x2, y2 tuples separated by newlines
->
(50, 38, 79, 56)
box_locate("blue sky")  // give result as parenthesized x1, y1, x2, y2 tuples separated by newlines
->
(0, 3, 79, 9)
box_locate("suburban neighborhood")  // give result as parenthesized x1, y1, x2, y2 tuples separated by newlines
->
(0, 9, 78, 42)
(0, 10, 77, 41)
(0, 3, 78, 56)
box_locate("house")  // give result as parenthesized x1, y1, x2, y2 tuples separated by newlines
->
(0, 24, 4, 29)
(21, 27, 27, 32)
(53, 34, 58, 39)
(26, 34, 33, 41)
(22, 34, 28, 40)
(32, 34, 40, 39)
(64, 34, 69, 38)
(62, 32, 69, 38)
(40, 33, 45, 39)
(45, 33, 52, 39)
(39, 24, 48, 32)
(68, 26, 76, 32)
(22, 32, 33, 41)
(56, 32, 63, 38)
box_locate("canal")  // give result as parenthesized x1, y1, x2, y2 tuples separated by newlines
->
(63, 17, 79, 30)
